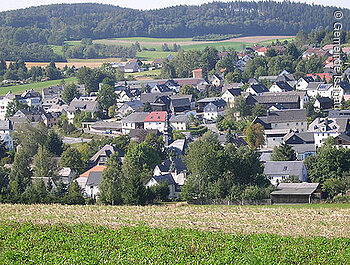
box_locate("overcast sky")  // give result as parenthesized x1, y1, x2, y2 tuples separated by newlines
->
(0, 0, 349, 12)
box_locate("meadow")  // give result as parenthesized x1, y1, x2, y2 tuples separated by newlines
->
(0, 77, 77, 95)
(0, 203, 349, 264)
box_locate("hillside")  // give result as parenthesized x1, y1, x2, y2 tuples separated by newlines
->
(0, 1, 349, 44)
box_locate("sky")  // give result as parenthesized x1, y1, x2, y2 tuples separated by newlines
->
(0, 0, 349, 12)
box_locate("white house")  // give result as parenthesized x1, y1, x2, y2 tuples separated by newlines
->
(264, 161, 309, 186)
(145, 174, 177, 199)
(295, 76, 315, 91)
(121, 112, 149, 134)
(169, 114, 189, 131)
(144, 111, 167, 133)
(203, 99, 226, 120)
(221, 88, 241, 108)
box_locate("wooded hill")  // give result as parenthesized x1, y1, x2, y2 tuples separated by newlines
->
(1, 1, 349, 45)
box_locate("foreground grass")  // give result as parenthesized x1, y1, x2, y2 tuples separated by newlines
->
(0, 77, 77, 95)
(0, 223, 349, 264)
(0, 203, 349, 238)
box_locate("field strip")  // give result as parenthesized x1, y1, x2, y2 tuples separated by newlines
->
(1, 203, 349, 238)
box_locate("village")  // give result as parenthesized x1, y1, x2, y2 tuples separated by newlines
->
(0, 41, 350, 205)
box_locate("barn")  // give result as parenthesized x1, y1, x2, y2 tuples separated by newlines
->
(270, 183, 321, 204)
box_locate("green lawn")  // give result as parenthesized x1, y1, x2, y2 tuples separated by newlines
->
(97, 37, 193, 42)
(136, 50, 177, 60)
(127, 68, 161, 77)
(0, 223, 348, 264)
(0, 77, 77, 95)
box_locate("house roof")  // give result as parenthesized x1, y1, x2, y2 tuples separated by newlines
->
(140, 92, 171, 104)
(122, 112, 149, 123)
(263, 109, 307, 123)
(272, 81, 294, 91)
(271, 183, 319, 196)
(129, 129, 160, 142)
(86, 171, 103, 187)
(67, 99, 99, 112)
(264, 161, 307, 181)
(308, 117, 350, 133)
(170, 97, 191, 108)
(152, 173, 176, 185)
(157, 158, 187, 173)
(248, 83, 269, 94)
(291, 144, 316, 154)
(0, 120, 12, 130)
(225, 88, 242, 96)
(144, 111, 167, 122)
(80, 165, 106, 178)
(89, 144, 123, 163)
(169, 114, 189, 123)
(168, 139, 187, 154)
(283, 131, 315, 143)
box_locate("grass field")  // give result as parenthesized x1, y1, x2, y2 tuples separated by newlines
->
(0, 203, 349, 238)
(127, 68, 161, 77)
(0, 223, 349, 264)
(0, 203, 349, 264)
(0, 77, 77, 95)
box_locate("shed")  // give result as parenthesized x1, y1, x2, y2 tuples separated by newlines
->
(270, 183, 321, 204)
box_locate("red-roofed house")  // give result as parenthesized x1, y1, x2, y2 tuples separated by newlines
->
(306, 73, 332, 83)
(192, 68, 203, 79)
(144, 111, 168, 132)
(75, 165, 106, 199)
(256, 47, 269, 56)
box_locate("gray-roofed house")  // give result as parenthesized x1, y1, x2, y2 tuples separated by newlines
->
(270, 183, 321, 204)
(308, 117, 350, 147)
(121, 112, 149, 134)
(42, 85, 65, 100)
(169, 95, 192, 114)
(88, 144, 123, 167)
(118, 100, 144, 117)
(169, 114, 189, 131)
(295, 76, 315, 91)
(269, 81, 294, 93)
(221, 88, 241, 108)
(283, 131, 316, 159)
(151, 84, 172, 93)
(145, 173, 177, 199)
(85, 171, 103, 199)
(246, 83, 269, 95)
(264, 161, 309, 186)
(124, 61, 140, 73)
(88, 120, 122, 134)
(314, 97, 333, 110)
(67, 98, 101, 123)
(0, 120, 13, 134)
(168, 139, 188, 155)
(203, 98, 226, 120)
(20, 89, 42, 107)
(246, 93, 302, 110)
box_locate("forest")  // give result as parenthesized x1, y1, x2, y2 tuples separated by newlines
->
(0, 1, 349, 61)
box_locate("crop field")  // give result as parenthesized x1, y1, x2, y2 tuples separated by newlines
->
(0, 77, 77, 95)
(0, 203, 349, 264)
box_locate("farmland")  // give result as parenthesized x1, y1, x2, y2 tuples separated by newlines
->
(0, 203, 349, 264)
(0, 77, 77, 95)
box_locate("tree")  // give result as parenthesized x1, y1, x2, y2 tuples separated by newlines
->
(65, 181, 85, 205)
(121, 172, 147, 205)
(160, 59, 176, 79)
(251, 104, 267, 118)
(5, 99, 28, 118)
(60, 148, 85, 174)
(45, 130, 63, 156)
(271, 143, 297, 161)
(62, 83, 81, 104)
(33, 145, 58, 180)
(9, 148, 32, 199)
(0, 167, 9, 202)
(233, 96, 250, 119)
(322, 178, 347, 198)
(150, 182, 169, 202)
(243, 123, 265, 149)
(99, 153, 123, 205)
(98, 77, 117, 113)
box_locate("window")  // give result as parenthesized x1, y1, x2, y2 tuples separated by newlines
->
(296, 122, 299, 125)
(301, 122, 304, 125)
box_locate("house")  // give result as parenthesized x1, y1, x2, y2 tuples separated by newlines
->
(264, 161, 309, 186)
(269, 81, 294, 93)
(295, 76, 315, 91)
(254, 109, 308, 132)
(314, 97, 333, 110)
(152, 58, 165, 68)
(144, 111, 168, 133)
(168, 139, 188, 155)
(140, 92, 171, 111)
(169, 95, 192, 114)
(145, 173, 177, 199)
(0, 120, 13, 134)
(116, 88, 141, 103)
(246, 93, 302, 110)
(163, 79, 181, 93)
(124, 61, 140, 73)
(152, 157, 187, 198)
(306, 73, 332, 83)
(118, 100, 144, 117)
(42, 98, 65, 111)
(270, 183, 321, 204)
(203, 98, 226, 120)
(276, 73, 296, 87)
(192, 68, 203, 79)
(334, 133, 350, 148)
(256, 47, 269, 56)
(308, 117, 350, 147)
(88, 120, 122, 134)
(9, 107, 58, 128)
(169, 114, 189, 131)
(76, 165, 106, 198)
(0, 133, 13, 150)
(129, 128, 161, 142)
(42, 85, 65, 100)
(121, 112, 149, 134)
(88, 144, 123, 167)
(151, 84, 172, 93)
(283, 131, 316, 160)
(67, 98, 101, 123)
(58, 167, 76, 185)
(221, 88, 241, 108)
(0, 92, 18, 120)
(197, 97, 224, 113)
(19, 89, 42, 107)
(210, 73, 224, 87)
(246, 83, 269, 95)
